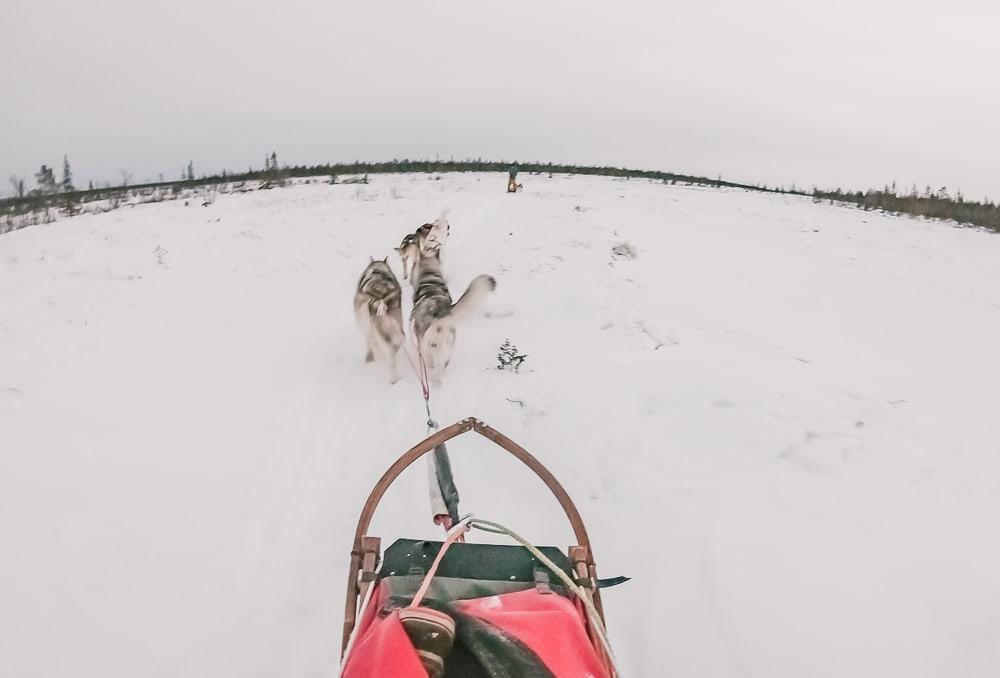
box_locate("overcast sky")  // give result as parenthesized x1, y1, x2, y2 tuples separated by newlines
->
(4, 0, 998, 199)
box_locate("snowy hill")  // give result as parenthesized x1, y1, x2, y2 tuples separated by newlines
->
(2, 173, 999, 677)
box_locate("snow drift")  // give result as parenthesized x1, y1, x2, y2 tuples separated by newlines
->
(1, 173, 999, 677)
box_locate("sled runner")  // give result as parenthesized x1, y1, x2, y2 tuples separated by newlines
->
(340, 417, 622, 677)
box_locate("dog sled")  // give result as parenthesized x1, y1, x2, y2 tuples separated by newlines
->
(340, 417, 623, 677)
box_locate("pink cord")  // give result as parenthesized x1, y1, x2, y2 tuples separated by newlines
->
(401, 325, 431, 403)
(409, 519, 471, 609)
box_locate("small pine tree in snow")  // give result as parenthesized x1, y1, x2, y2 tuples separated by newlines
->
(59, 157, 79, 215)
(261, 151, 286, 188)
(9, 175, 26, 198)
(61, 156, 74, 192)
(497, 339, 527, 372)
(34, 165, 57, 194)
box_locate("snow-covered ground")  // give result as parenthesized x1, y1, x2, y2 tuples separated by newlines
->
(2, 173, 999, 677)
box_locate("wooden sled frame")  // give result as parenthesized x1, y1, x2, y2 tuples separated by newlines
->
(342, 416, 606, 656)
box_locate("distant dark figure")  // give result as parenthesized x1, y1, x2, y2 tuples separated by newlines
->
(507, 162, 522, 193)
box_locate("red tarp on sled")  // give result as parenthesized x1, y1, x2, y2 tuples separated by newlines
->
(341, 582, 609, 678)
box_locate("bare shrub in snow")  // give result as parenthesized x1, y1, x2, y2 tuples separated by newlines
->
(153, 245, 169, 265)
(611, 242, 638, 259)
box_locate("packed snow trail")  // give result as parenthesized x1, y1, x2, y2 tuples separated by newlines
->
(2, 173, 999, 677)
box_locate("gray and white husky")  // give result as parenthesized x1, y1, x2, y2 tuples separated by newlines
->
(354, 257, 405, 383)
(410, 248, 495, 384)
(396, 212, 450, 282)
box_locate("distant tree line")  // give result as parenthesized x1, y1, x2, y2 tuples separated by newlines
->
(3, 157, 998, 234)
(811, 184, 999, 232)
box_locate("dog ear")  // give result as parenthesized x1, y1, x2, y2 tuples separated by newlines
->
(369, 256, 375, 263)
(382, 256, 388, 263)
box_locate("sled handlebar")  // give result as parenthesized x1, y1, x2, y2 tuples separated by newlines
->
(351, 417, 596, 554)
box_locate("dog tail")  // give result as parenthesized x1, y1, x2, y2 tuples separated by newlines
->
(449, 275, 496, 322)
(369, 289, 399, 318)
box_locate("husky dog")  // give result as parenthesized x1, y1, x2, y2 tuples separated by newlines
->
(418, 211, 450, 252)
(395, 232, 421, 282)
(354, 257, 405, 383)
(411, 248, 496, 384)
(396, 212, 450, 281)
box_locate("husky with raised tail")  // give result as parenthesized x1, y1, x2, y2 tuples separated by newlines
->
(396, 212, 450, 282)
(354, 257, 405, 383)
(411, 248, 495, 384)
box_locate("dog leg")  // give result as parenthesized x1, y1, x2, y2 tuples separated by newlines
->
(428, 350, 443, 387)
(434, 328, 455, 381)
(416, 334, 436, 387)
(386, 348, 400, 384)
(373, 336, 400, 385)
(357, 308, 375, 363)
(421, 335, 440, 386)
